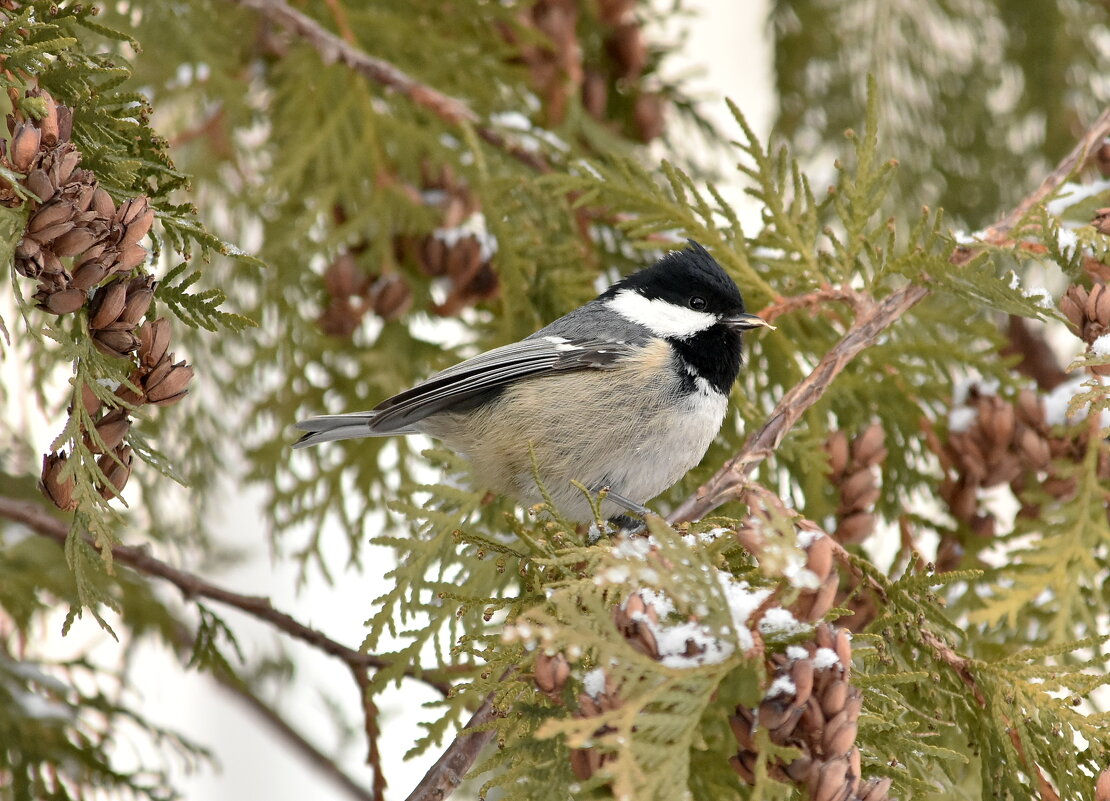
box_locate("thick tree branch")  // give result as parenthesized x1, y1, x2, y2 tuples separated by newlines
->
(669, 104, 1110, 524)
(227, 0, 551, 172)
(403, 689, 500, 801)
(0, 495, 456, 696)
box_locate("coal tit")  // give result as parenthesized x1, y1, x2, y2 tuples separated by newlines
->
(294, 240, 771, 524)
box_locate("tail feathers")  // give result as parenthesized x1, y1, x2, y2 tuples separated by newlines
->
(293, 412, 413, 449)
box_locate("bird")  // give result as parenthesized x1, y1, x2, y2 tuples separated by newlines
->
(294, 240, 772, 525)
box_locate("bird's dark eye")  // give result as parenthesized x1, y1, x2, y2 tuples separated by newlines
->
(689, 296, 707, 310)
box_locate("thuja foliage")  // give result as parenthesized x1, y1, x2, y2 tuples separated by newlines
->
(772, 0, 1110, 225)
(2, 1, 1110, 800)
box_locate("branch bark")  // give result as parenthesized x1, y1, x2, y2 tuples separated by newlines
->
(0, 495, 456, 695)
(227, 0, 551, 172)
(403, 689, 500, 801)
(669, 104, 1110, 524)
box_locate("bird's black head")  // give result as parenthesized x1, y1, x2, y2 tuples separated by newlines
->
(605, 239, 744, 313)
(600, 241, 771, 395)
(600, 240, 768, 340)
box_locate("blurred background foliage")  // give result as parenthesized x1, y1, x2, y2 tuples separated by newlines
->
(2, 0, 1110, 799)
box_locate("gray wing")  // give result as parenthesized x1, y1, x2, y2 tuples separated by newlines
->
(294, 336, 637, 445)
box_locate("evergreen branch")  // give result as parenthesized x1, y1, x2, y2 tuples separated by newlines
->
(0, 495, 455, 695)
(669, 103, 1110, 523)
(226, 0, 550, 172)
(918, 630, 985, 708)
(403, 687, 501, 801)
(920, 630, 1062, 801)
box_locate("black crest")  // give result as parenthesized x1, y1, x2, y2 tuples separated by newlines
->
(600, 240, 747, 317)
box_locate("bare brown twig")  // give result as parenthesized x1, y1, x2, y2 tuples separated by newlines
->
(351, 667, 387, 801)
(669, 104, 1110, 524)
(403, 688, 501, 801)
(755, 285, 870, 323)
(227, 0, 551, 173)
(0, 495, 456, 695)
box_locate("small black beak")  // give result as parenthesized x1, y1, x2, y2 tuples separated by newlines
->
(724, 313, 775, 331)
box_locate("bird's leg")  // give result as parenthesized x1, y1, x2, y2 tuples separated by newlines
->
(595, 486, 653, 535)
(602, 488, 652, 517)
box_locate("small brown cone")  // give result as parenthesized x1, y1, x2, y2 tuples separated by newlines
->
(370, 274, 413, 321)
(138, 318, 171, 368)
(1096, 768, 1110, 801)
(97, 444, 133, 500)
(87, 408, 131, 454)
(143, 356, 194, 406)
(533, 651, 570, 699)
(35, 287, 86, 315)
(92, 328, 141, 358)
(1093, 208, 1110, 237)
(40, 452, 77, 511)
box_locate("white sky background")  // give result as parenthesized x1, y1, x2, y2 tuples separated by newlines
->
(1, 2, 774, 800)
(165, 2, 775, 799)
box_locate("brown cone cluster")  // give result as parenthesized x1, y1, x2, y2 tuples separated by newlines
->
(40, 317, 193, 508)
(393, 162, 498, 317)
(503, 0, 664, 140)
(529, 585, 663, 782)
(1060, 283, 1110, 375)
(316, 249, 414, 338)
(729, 624, 893, 801)
(87, 275, 155, 357)
(826, 425, 887, 545)
(927, 384, 1110, 572)
(569, 669, 623, 781)
(612, 590, 665, 659)
(531, 520, 850, 784)
(2, 86, 193, 511)
(506, 0, 582, 127)
(532, 650, 571, 700)
(531, 648, 623, 781)
(5, 88, 154, 316)
(318, 165, 501, 337)
(732, 510, 840, 624)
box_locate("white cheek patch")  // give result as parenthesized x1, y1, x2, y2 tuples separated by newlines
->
(606, 289, 717, 338)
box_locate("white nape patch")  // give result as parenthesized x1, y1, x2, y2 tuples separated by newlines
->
(606, 289, 716, 338)
(543, 335, 582, 352)
(683, 363, 718, 397)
